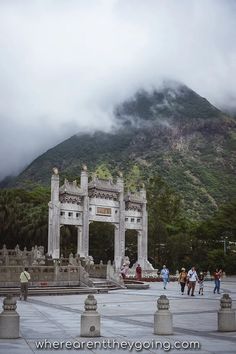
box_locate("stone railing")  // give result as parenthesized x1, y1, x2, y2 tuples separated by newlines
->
(0, 245, 46, 267)
(0, 253, 33, 266)
(85, 264, 107, 279)
(0, 265, 92, 287)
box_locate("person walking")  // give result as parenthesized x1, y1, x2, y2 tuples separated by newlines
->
(120, 263, 129, 279)
(135, 264, 142, 281)
(20, 267, 31, 301)
(187, 266, 198, 296)
(178, 267, 187, 295)
(213, 268, 222, 294)
(198, 272, 204, 295)
(160, 265, 169, 290)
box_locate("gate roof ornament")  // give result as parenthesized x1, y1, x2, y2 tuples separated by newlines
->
(60, 179, 83, 195)
(52, 167, 59, 175)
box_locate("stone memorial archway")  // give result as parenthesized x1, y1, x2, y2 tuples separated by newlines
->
(48, 166, 153, 270)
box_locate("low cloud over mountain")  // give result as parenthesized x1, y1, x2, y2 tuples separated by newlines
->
(0, 0, 236, 180)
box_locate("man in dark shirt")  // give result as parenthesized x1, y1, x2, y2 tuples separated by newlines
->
(213, 268, 222, 294)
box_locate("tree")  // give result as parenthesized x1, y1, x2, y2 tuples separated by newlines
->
(94, 164, 112, 179)
(125, 165, 142, 192)
(165, 233, 193, 271)
(207, 249, 226, 271)
(146, 175, 189, 267)
(0, 187, 49, 249)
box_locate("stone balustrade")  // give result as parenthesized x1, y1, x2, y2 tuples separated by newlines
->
(85, 264, 107, 279)
(0, 244, 46, 266)
(0, 265, 91, 288)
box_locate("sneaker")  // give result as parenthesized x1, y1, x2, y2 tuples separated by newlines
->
(191, 294, 195, 296)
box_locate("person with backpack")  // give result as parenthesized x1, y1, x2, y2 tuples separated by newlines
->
(20, 267, 31, 301)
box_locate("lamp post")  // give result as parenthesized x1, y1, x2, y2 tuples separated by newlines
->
(221, 231, 232, 255)
(223, 237, 228, 255)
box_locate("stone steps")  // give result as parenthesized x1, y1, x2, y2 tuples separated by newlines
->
(0, 279, 123, 297)
(90, 278, 123, 291)
(0, 286, 98, 297)
(124, 279, 150, 289)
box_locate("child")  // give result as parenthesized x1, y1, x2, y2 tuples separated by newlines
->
(198, 272, 204, 295)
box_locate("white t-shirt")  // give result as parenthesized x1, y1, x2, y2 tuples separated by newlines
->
(20, 271, 31, 283)
(187, 270, 198, 282)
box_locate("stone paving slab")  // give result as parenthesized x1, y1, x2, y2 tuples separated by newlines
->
(0, 279, 236, 353)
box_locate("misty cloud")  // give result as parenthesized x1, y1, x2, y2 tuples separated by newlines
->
(0, 0, 236, 180)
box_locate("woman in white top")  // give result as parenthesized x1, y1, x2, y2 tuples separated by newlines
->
(187, 266, 199, 296)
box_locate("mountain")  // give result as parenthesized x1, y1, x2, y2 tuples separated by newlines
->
(4, 82, 236, 219)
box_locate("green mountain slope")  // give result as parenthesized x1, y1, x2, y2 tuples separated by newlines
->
(7, 83, 236, 219)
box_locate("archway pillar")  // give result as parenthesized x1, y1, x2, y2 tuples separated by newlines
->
(137, 206, 153, 270)
(114, 224, 125, 270)
(137, 230, 147, 269)
(48, 173, 60, 259)
(76, 226, 82, 255)
(80, 197, 89, 258)
(137, 230, 143, 264)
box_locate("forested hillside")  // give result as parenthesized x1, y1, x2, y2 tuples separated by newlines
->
(6, 83, 236, 220)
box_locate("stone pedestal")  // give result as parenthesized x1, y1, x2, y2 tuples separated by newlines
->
(80, 295, 101, 337)
(154, 295, 173, 335)
(0, 295, 20, 338)
(218, 294, 236, 332)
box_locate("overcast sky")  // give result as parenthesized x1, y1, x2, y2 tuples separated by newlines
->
(0, 0, 236, 180)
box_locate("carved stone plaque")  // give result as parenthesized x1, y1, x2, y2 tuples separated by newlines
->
(96, 207, 112, 216)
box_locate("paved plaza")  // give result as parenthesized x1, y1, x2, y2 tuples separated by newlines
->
(0, 278, 236, 354)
